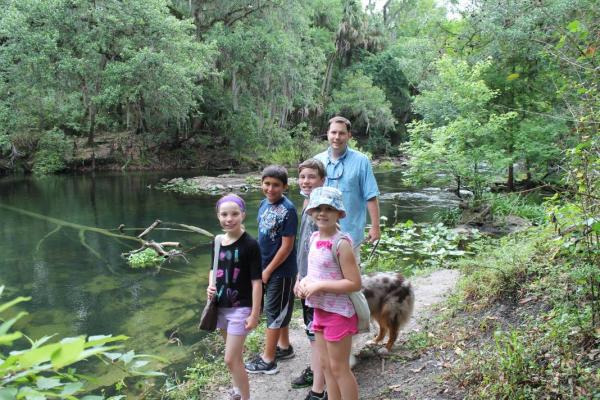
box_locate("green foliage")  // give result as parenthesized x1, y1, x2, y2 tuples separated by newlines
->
(0, 285, 164, 399)
(328, 71, 396, 154)
(361, 219, 481, 273)
(484, 192, 547, 225)
(450, 219, 599, 398)
(404, 56, 518, 198)
(454, 229, 542, 305)
(0, 0, 215, 139)
(266, 123, 326, 166)
(127, 248, 164, 269)
(404, 57, 515, 198)
(161, 332, 227, 400)
(32, 129, 72, 175)
(161, 320, 267, 399)
(432, 207, 462, 227)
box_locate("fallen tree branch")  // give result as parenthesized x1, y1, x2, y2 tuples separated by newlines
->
(0, 203, 212, 269)
(138, 220, 162, 239)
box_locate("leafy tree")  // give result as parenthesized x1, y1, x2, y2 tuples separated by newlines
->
(32, 129, 72, 175)
(458, 0, 587, 188)
(0, 0, 215, 151)
(359, 51, 411, 145)
(405, 56, 516, 198)
(197, 2, 326, 160)
(328, 72, 396, 154)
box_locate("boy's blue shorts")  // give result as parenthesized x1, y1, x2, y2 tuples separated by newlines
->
(264, 276, 295, 329)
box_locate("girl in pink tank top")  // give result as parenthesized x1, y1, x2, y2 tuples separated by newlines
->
(297, 187, 361, 400)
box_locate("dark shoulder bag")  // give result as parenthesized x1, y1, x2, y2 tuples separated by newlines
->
(198, 235, 222, 332)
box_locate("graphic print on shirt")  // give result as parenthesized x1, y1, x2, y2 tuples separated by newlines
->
(216, 247, 240, 305)
(259, 204, 289, 241)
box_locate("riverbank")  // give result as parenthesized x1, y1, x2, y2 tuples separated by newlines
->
(1, 130, 408, 176)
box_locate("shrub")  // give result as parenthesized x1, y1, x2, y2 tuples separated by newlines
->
(0, 286, 163, 399)
(32, 129, 72, 175)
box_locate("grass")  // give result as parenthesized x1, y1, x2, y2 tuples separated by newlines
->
(437, 223, 600, 399)
(483, 192, 547, 225)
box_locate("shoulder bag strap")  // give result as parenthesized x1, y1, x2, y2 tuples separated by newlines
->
(211, 235, 222, 285)
(331, 234, 344, 271)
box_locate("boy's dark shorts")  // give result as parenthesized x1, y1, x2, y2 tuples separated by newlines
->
(264, 276, 296, 329)
(301, 298, 315, 341)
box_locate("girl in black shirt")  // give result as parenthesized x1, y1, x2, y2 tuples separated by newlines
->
(206, 194, 262, 400)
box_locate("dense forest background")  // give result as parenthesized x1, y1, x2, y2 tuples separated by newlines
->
(1, 0, 597, 194)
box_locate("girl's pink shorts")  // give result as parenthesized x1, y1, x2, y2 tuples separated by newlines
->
(313, 308, 358, 341)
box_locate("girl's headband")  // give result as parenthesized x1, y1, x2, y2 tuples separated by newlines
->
(216, 194, 246, 212)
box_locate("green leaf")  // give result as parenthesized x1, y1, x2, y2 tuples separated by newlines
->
(0, 388, 18, 400)
(20, 387, 45, 400)
(61, 382, 84, 396)
(17, 343, 60, 369)
(0, 296, 31, 314)
(119, 350, 135, 365)
(51, 337, 86, 369)
(0, 312, 28, 335)
(86, 335, 128, 347)
(567, 20, 581, 32)
(0, 332, 23, 346)
(36, 377, 62, 390)
(506, 73, 520, 81)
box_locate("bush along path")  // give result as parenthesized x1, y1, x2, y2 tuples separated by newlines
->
(233, 268, 462, 400)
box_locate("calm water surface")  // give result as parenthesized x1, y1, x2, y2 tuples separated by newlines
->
(0, 169, 456, 392)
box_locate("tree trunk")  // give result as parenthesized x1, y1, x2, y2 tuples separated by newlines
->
(507, 162, 515, 192)
(321, 53, 336, 97)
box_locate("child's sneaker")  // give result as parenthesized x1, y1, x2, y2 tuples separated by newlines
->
(275, 344, 295, 360)
(245, 355, 279, 374)
(291, 366, 313, 388)
(304, 390, 327, 400)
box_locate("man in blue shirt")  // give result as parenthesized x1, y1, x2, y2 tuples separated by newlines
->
(314, 116, 380, 262)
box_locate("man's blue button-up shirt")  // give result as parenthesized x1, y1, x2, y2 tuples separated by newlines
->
(314, 147, 379, 246)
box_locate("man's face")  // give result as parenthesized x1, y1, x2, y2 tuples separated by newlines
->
(327, 122, 352, 152)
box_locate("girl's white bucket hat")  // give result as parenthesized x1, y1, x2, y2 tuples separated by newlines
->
(306, 186, 346, 219)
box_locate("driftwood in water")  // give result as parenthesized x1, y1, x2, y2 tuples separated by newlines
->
(121, 219, 209, 261)
(0, 203, 213, 269)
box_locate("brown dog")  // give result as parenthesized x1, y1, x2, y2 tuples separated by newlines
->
(361, 272, 415, 352)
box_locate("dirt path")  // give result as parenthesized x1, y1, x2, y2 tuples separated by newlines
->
(225, 269, 460, 400)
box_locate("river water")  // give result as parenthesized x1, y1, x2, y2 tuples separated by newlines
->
(0, 169, 459, 392)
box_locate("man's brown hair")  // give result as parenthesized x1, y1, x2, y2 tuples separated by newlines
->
(328, 116, 351, 131)
(298, 158, 326, 179)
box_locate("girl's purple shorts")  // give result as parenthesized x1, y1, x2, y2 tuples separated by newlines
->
(216, 307, 252, 336)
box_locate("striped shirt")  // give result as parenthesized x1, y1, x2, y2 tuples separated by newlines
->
(305, 231, 355, 318)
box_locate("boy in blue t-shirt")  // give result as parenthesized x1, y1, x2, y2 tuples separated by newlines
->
(245, 165, 298, 375)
